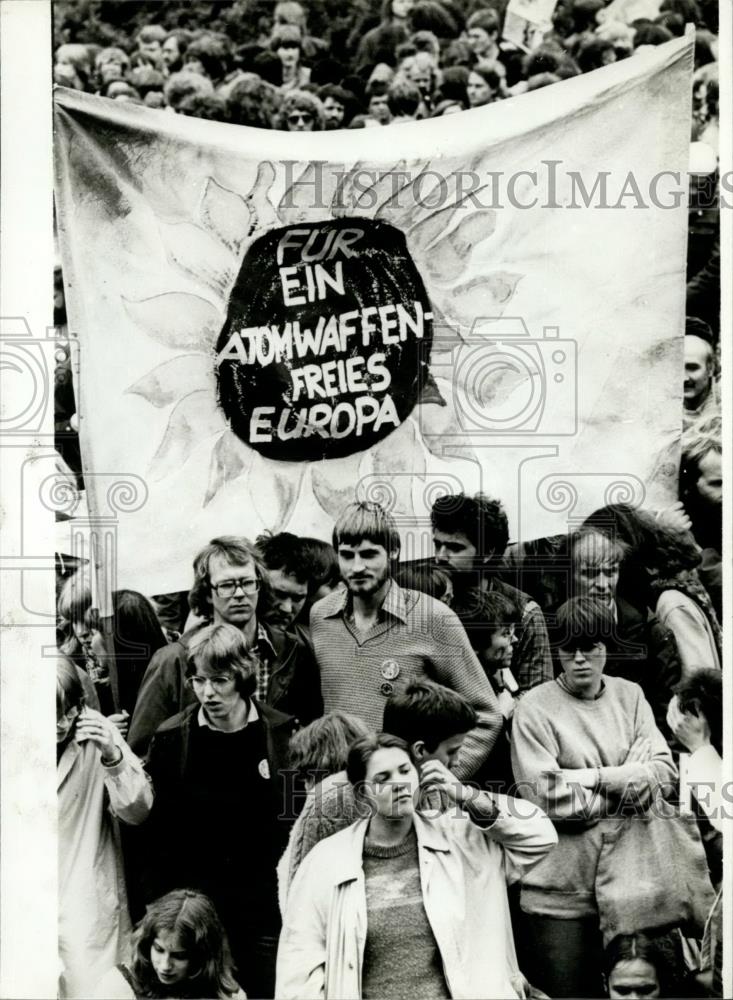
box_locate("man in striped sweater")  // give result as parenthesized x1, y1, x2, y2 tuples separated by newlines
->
(310, 501, 503, 780)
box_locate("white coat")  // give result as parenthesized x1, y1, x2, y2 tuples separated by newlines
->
(58, 712, 153, 998)
(276, 795, 557, 1000)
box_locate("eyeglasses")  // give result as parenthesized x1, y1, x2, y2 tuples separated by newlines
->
(211, 578, 260, 598)
(560, 642, 602, 654)
(287, 112, 313, 125)
(187, 674, 236, 692)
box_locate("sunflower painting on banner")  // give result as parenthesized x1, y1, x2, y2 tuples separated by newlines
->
(54, 35, 693, 595)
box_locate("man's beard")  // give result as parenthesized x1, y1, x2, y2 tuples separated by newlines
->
(346, 566, 391, 596)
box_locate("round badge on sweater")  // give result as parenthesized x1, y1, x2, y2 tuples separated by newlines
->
(258, 758, 271, 780)
(380, 659, 400, 681)
(380, 681, 394, 697)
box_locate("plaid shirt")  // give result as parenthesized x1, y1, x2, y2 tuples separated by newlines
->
(310, 580, 503, 780)
(253, 623, 277, 704)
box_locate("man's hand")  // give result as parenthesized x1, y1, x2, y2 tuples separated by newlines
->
(420, 759, 469, 808)
(667, 695, 711, 753)
(624, 736, 652, 764)
(75, 710, 120, 763)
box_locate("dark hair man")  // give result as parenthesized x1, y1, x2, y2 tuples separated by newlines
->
(140, 623, 296, 999)
(310, 501, 502, 779)
(431, 492, 553, 693)
(256, 532, 311, 632)
(382, 679, 478, 771)
(128, 535, 321, 755)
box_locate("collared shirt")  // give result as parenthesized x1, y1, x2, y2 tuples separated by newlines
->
(310, 580, 502, 779)
(197, 698, 259, 732)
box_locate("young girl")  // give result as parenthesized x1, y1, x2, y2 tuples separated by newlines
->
(92, 890, 245, 999)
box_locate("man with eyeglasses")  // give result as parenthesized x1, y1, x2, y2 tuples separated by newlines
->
(128, 535, 321, 756)
(139, 622, 296, 1000)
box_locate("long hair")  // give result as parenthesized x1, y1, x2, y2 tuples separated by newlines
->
(84, 590, 167, 715)
(130, 890, 239, 998)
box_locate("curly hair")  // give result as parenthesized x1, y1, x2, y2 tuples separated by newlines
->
(430, 492, 509, 559)
(184, 33, 232, 81)
(255, 532, 312, 584)
(275, 89, 327, 130)
(454, 588, 521, 648)
(164, 71, 214, 111)
(582, 503, 702, 578)
(129, 889, 240, 998)
(188, 536, 268, 619)
(227, 73, 281, 128)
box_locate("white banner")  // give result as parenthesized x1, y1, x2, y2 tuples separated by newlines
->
(54, 36, 693, 595)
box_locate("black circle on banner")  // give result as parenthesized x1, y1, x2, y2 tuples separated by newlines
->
(215, 217, 434, 461)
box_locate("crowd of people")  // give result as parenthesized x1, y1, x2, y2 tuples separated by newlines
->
(51, 1, 724, 998)
(52, 0, 719, 137)
(57, 485, 724, 998)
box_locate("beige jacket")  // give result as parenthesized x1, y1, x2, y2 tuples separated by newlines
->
(276, 797, 557, 999)
(58, 712, 153, 998)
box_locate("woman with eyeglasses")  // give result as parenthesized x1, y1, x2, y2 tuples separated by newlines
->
(92, 889, 245, 999)
(57, 654, 153, 998)
(510, 598, 679, 999)
(139, 623, 297, 999)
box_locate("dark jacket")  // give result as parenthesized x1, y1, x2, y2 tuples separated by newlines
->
(139, 699, 298, 910)
(128, 621, 322, 757)
(609, 598, 682, 738)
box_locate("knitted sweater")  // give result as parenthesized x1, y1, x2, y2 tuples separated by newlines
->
(510, 675, 677, 918)
(361, 831, 449, 1000)
(310, 582, 502, 779)
(511, 675, 676, 820)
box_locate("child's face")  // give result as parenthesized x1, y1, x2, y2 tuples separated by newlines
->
(480, 625, 516, 667)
